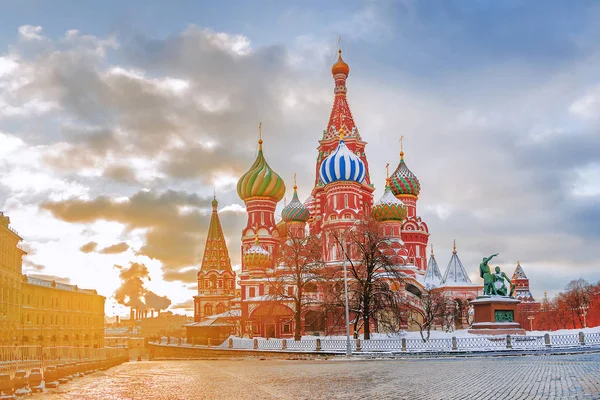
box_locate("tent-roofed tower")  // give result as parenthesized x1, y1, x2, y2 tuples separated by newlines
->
(423, 245, 442, 287)
(309, 47, 375, 237)
(512, 261, 535, 302)
(439, 240, 481, 329)
(194, 196, 236, 322)
(441, 241, 472, 286)
(314, 48, 371, 185)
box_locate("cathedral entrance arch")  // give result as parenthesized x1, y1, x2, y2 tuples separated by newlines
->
(250, 304, 294, 338)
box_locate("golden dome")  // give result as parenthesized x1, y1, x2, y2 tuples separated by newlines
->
(331, 49, 350, 76)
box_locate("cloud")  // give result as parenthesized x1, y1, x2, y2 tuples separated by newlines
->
(171, 299, 194, 311)
(2, 6, 600, 305)
(80, 241, 98, 253)
(41, 190, 212, 281)
(98, 242, 130, 254)
(23, 260, 45, 271)
(18, 25, 44, 41)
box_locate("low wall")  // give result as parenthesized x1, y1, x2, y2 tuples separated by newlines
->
(149, 331, 600, 359)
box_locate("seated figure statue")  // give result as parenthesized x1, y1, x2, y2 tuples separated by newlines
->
(493, 266, 516, 297)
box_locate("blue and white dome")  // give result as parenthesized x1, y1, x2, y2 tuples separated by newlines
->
(319, 134, 366, 185)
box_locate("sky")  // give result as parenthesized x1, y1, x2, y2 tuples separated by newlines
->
(1, 0, 599, 316)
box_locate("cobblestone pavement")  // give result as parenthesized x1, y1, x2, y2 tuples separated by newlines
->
(35, 352, 600, 400)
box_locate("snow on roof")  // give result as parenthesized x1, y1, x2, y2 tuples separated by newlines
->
(185, 309, 241, 327)
(441, 250, 478, 287)
(424, 254, 442, 287)
(512, 263, 528, 280)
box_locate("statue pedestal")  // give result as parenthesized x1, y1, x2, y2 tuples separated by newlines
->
(468, 296, 526, 335)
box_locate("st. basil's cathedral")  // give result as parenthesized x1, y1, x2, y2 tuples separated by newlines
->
(186, 50, 538, 341)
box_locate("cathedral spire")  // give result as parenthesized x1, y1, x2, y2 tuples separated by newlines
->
(200, 196, 232, 272)
(325, 47, 359, 141)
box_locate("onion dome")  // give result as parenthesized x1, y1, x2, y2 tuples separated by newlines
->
(372, 178, 407, 221)
(332, 49, 350, 76)
(281, 175, 309, 223)
(390, 145, 421, 197)
(237, 128, 286, 202)
(244, 234, 270, 270)
(319, 129, 366, 185)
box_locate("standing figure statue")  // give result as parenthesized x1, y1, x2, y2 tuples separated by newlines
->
(479, 253, 499, 296)
(493, 266, 516, 297)
(467, 304, 475, 327)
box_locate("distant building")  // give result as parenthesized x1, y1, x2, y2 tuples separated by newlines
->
(139, 312, 189, 337)
(512, 262, 541, 330)
(0, 211, 105, 347)
(21, 276, 105, 348)
(512, 261, 536, 302)
(0, 212, 26, 345)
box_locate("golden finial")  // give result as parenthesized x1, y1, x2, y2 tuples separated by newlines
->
(337, 36, 342, 55)
(400, 135, 405, 160)
(453, 239, 457, 254)
(213, 188, 216, 200)
(385, 163, 391, 186)
(253, 224, 259, 244)
(339, 127, 345, 141)
(293, 173, 297, 191)
(258, 122, 263, 149)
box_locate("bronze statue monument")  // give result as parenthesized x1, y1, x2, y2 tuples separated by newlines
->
(470, 253, 525, 334)
(493, 266, 516, 297)
(479, 253, 498, 296)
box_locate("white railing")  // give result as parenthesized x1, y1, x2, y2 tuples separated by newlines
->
(206, 331, 598, 353)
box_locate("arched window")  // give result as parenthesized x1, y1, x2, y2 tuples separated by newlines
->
(330, 245, 338, 261)
(204, 303, 213, 316)
(216, 303, 225, 314)
(210, 275, 217, 288)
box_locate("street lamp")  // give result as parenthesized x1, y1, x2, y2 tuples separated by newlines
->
(341, 220, 361, 357)
(527, 315, 535, 331)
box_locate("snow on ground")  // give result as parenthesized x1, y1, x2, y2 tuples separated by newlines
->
(527, 326, 600, 336)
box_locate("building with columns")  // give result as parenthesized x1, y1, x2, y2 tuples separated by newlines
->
(1, 211, 105, 348)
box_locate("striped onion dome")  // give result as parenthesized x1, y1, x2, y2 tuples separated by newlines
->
(319, 129, 366, 185)
(244, 235, 270, 270)
(281, 183, 309, 223)
(237, 139, 286, 202)
(390, 151, 421, 197)
(372, 179, 407, 221)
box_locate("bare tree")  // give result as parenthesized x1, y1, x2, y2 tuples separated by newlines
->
(266, 227, 324, 340)
(564, 278, 594, 328)
(406, 289, 451, 342)
(330, 218, 403, 340)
